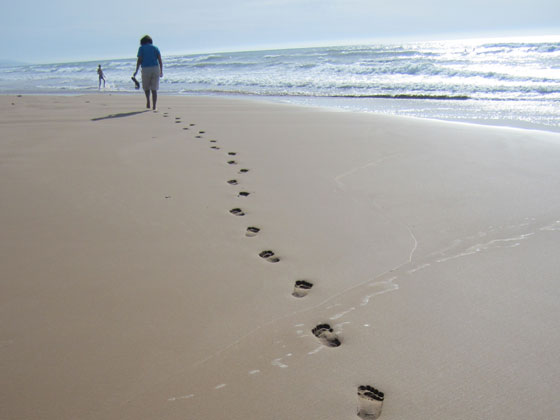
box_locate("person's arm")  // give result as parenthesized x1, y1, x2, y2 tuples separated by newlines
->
(133, 56, 142, 77)
(157, 53, 163, 77)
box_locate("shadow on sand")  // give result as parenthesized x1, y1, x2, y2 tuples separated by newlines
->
(91, 110, 149, 121)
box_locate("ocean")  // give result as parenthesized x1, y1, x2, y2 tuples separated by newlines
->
(1, 37, 559, 131)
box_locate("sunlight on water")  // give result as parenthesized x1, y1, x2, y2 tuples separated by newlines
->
(1, 36, 558, 131)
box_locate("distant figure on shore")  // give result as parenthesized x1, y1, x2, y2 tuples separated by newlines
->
(97, 65, 106, 89)
(133, 35, 163, 111)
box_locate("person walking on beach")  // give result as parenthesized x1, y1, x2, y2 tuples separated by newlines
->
(97, 65, 106, 89)
(133, 35, 163, 110)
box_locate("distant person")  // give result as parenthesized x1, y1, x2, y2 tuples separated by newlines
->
(133, 35, 163, 110)
(97, 65, 106, 89)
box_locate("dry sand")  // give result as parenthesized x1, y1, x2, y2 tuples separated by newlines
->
(2, 94, 560, 419)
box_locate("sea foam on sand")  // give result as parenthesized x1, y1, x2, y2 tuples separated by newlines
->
(1, 94, 560, 420)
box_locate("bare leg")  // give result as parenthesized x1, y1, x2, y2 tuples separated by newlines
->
(144, 90, 150, 109)
(152, 90, 157, 110)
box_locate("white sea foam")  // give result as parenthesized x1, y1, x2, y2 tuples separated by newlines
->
(168, 394, 194, 401)
(436, 233, 535, 263)
(330, 307, 356, 320)
(541, 220, 560, 231)
(272, 358, 289, 368)
(2, 37, 558, 130)
(308, 345, 324, 355)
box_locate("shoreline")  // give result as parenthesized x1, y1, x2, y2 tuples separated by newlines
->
(2, 92, 559, 134)
(250, 94, 560, 134)
(2, 94, 560, 420)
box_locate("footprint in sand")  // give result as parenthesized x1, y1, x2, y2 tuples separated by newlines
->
(211, 146, 220, 150)
(228, 152, 237, 156)
(246, 227, 260, 237)
(210, 140, 217, 143)
(190, 123, 195, 126)
(238, 191, 250, 197)
(199, 130, 205, 134)
(311, 324, 341, 347)
(230, 208, 245, 216)
(183, 127, 189, 130)
(259, 250, 280, 263)
(239, 168, 249, 174)
(292, 280, 313, 297)
(227, 179, 238, 185)
(228, 160, 238, 165)
(196, 135, 203, 139)
(357, 385, 384, 419)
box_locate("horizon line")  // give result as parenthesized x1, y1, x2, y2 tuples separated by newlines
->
(4, 32, 560, 66)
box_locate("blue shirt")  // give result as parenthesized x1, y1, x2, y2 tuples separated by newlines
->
(137, 44, 160, 68)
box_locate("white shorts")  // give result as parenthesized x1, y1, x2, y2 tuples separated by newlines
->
(141, 66, 160, 91)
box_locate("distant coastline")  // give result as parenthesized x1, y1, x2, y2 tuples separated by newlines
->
(0, 59, 28, 67)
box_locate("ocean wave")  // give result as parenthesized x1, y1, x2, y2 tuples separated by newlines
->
(536, 44, 560, 53)
(192, 54, 226, 62)
(177, 87, 470, 100)
(3, 39, 559, 107)
(329, 93, 470, 100)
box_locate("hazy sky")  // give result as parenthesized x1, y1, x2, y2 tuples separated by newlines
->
(3, 0, 560, 63)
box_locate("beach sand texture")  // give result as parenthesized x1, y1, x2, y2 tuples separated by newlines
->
(2, 95, 560, 420)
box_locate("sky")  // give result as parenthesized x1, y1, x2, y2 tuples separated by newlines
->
(3, 0, 560, 63)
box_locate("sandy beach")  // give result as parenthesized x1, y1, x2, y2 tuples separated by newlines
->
(2, 94, 560, 420)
